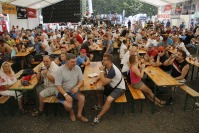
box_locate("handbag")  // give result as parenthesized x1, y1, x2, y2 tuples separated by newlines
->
(104, 77, 123, 96)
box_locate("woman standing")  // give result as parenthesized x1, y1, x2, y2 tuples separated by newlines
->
(0, 61, 27, 113)
(129, 55, 165, 106)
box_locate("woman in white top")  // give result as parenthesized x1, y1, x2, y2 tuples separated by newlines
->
(0, 61, 27, 113)
(176, 37, 190, 56)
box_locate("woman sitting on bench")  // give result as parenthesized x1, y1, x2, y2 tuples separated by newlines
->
(128, 55, 166, 107)
(0, 61, 27, 113)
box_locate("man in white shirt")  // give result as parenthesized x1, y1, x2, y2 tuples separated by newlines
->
(41, 36, 53, 55)
(32, 55, 59, 116)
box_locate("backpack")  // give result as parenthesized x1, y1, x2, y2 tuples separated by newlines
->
(18, 69, 35, 79)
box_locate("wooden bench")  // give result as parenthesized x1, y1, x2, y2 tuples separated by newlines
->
(0, 96, 10, 104)
(0, 96, 11, 116)
(179, 85, 199, 111)
(114, 93, 127, 114)
(43, 96, 59, 116)
(127, 83, 145, 113)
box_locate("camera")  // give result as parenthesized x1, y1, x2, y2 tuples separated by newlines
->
(40, 65, 46, 72)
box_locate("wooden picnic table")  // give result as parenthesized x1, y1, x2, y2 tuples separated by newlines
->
(9, 62, 44, 91)
(144, 66, 181, 114)
(80, 62, 103, 91)
(15, 47, 34, 57)
(138, 49, 146, 54)
(186, 57, 199, 80)
(53, 50, 61, 55)
(168, 48, 177, 54)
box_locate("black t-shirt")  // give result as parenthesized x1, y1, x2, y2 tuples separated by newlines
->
(159, 54, 171, 72)
(184, 34, 194, 45)
(171, 59, 188, 78)
(81, 41, 90, 53)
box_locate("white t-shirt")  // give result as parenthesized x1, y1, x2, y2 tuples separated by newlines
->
(42, 39, 53, 55)
(43, 61, 59, 87)
(176, 42, 190, 56)
(121, 51, 130, 72)
(120, 43, 127, 59)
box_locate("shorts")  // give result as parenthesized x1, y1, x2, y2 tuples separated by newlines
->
(39, 86, 56, 98)
(56, 91, 77, 104)
(131, 81, 144, 89)
(109, 88, 125, 99)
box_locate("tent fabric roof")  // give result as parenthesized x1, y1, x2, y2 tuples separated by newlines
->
(0, 0, 190, 9)
(0, 0, 63, 9)
(139, 0, 190, 6)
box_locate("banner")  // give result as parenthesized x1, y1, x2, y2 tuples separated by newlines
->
(158, 14, 170, 19)
(181, 0, 195, 15)
(17, 6, 27, 19)
(27, 8, 37, 18)
(2, 3, 16, 14)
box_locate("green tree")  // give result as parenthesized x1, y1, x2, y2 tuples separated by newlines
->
(92, 0, 157, 17)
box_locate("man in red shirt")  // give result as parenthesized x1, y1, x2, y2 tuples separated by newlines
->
(144, 43, 158, 62)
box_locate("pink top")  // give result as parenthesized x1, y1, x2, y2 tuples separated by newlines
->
(130, 66, 141, 84)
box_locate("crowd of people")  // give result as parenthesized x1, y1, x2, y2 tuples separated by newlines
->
(0, 20, 199, 124)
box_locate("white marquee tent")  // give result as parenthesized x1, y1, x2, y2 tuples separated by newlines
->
(0, 0, 190, 9)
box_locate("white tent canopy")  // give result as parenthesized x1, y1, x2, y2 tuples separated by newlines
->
(139, 0, 190, 6)
(0, 0, 63, 9)
(0, 0, 191, 9)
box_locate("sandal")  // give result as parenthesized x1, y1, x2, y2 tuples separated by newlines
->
(19, 109, 28, 114)
(32, 110, 43, 117)
(155, 102, 164, 107)
(159, 101, 166, 105)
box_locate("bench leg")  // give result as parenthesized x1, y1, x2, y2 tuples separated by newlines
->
(192, 98, 196, 111)
(184, 94, 189, 111)
(140, 100, 143, 113)
(131, 99, 135, 113)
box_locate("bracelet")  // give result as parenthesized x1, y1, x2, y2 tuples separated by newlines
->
(64, 93, 68, 97)
(100, 71, 104, 73)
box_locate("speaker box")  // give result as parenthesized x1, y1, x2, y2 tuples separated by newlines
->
(42, 0, 80, 23)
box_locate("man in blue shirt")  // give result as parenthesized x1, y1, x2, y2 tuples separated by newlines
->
(76, 49, 90, 73)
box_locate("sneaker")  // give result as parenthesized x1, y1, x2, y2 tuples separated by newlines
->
(91, 105, 102, 111)
(92, 117, 99, 126)
(195, 102, 199, 107)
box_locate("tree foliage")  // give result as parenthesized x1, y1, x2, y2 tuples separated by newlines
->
(92, 0, 157, 17)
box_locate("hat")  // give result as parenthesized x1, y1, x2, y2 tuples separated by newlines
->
(80, 49, 86, 53)
(157, 46, 165, 51)
(148, 43, 154, 48)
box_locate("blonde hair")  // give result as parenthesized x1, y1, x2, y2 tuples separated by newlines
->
(1, 61, 15, 77)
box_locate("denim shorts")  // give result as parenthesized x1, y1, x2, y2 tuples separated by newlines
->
(56, 91, 77, 104)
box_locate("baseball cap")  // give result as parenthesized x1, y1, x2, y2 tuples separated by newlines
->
(80, 49, 86, 53)
(157, 46, 165, 51)
(148, 43, 154, 48)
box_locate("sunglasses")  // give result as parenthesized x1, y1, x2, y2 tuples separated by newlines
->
(158, 51, 164, 53)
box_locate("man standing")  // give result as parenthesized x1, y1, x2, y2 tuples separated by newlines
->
(93, 54, 125, 125)
(32, 55, 59, 116)
(55, 53, 88, 122)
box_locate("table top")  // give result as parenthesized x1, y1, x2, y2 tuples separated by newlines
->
(144, 66, 181, 86)
(168, 48, 177, 54)
(15, 47, 34, 57)
(9, 62, 44, 90)
(138, 49, 147, 54)
(53, 50, 61, 55)
(186, 57, 199, 67)
(90, 44, 103, 51)
(80, 62, 103, 91)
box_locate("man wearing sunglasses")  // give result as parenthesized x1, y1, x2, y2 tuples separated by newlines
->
(155, 46, 172, 73)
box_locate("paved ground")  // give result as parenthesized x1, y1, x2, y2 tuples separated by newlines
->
(1, 48, 199, 133)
